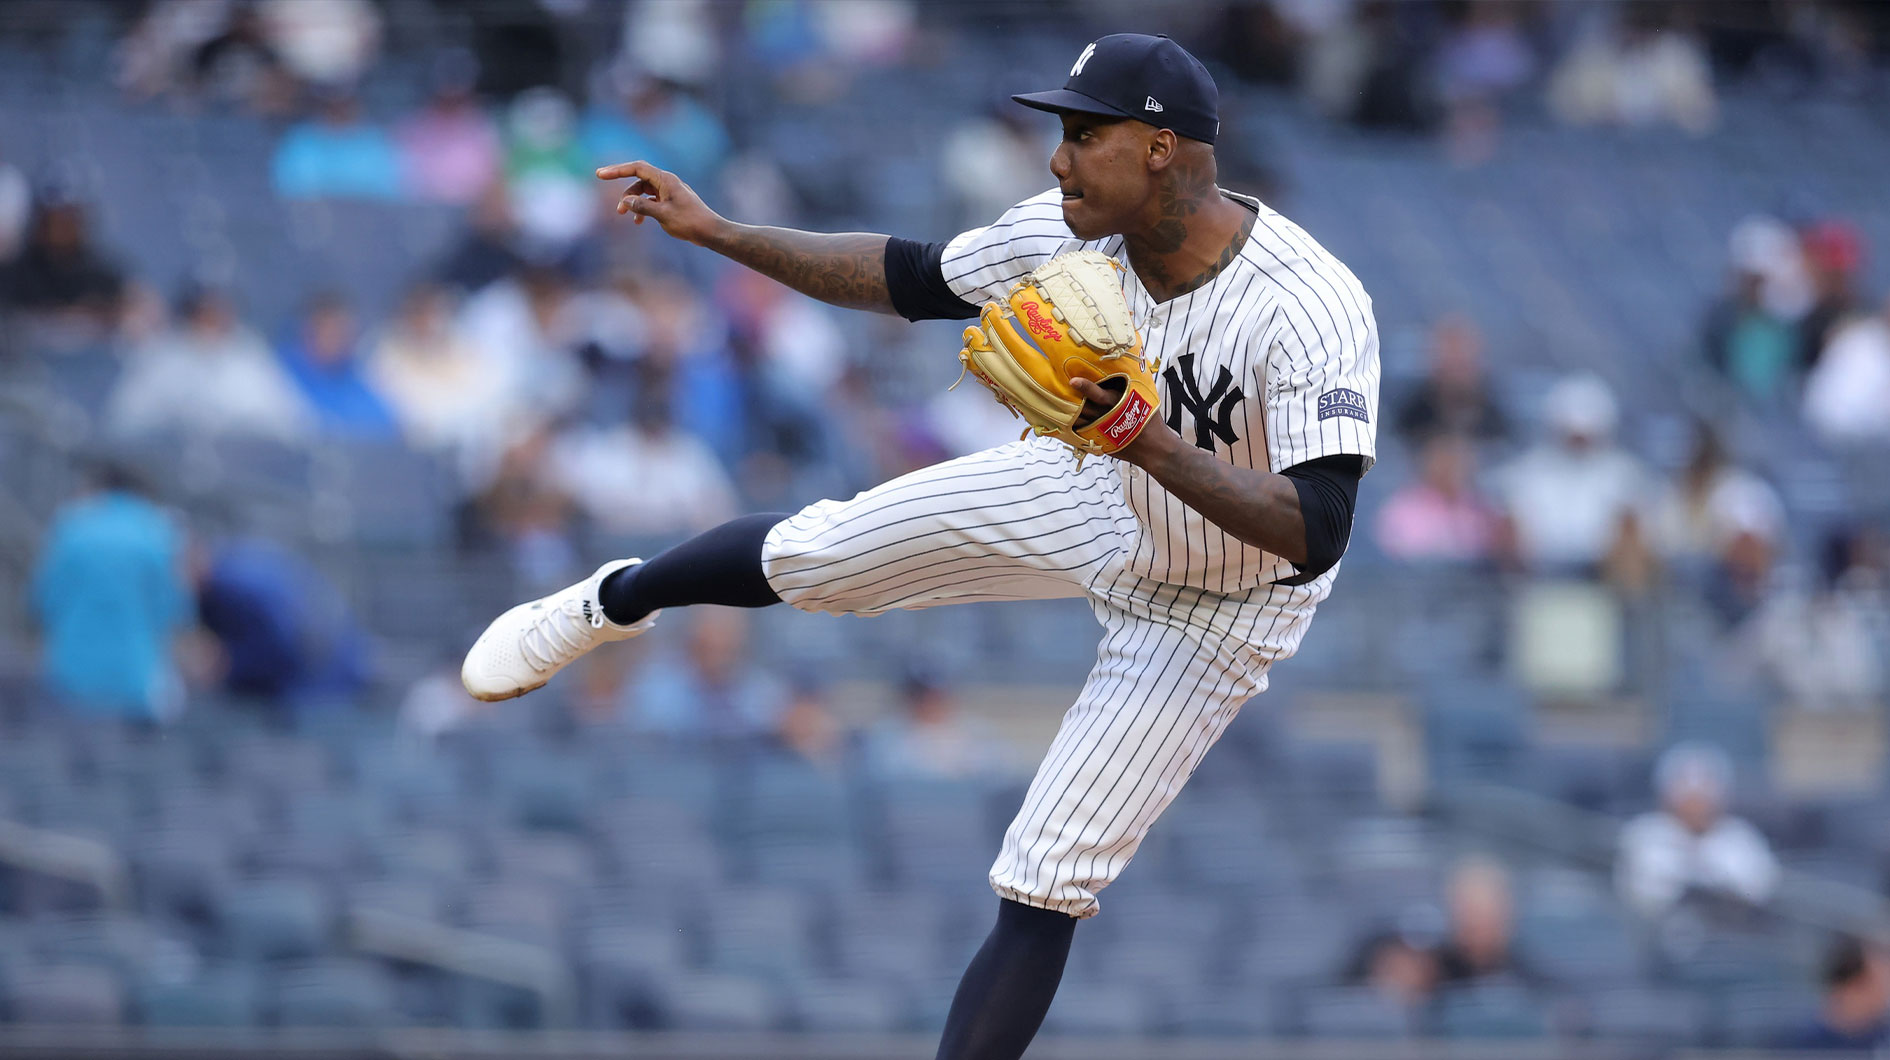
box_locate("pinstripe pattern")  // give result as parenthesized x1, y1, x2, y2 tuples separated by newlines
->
(941, 190, 1379, 593)
(755, 189, 1377, 919)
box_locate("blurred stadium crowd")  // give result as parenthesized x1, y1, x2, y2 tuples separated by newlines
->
(1, 0, 1890, 1051)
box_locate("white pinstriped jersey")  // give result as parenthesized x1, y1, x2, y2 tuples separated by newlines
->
(942, 188, 1380, 593)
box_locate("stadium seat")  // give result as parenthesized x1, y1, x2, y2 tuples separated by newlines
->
(217, 880, 334, 963)
(270, 959, 398, 1028)
(1295, 985, 1412, 1038)
(651, 972, 783, 1031)
(1432, 983, 1551, 1039)
(1584, 987, 1708, 1046)
(789, 977, 906, 1033)
(4, 963, 126, 1025)
(133, 964, 263, 1027)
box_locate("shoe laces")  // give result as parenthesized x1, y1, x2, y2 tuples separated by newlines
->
(519, 595, 606, 672)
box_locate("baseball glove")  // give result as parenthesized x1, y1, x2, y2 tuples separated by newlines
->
(955, 250, 1162, 457)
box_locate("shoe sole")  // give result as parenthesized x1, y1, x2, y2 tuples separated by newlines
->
(467, 679, 546, 704)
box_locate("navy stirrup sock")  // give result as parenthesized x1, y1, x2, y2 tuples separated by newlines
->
(598, 513, 788, 625)
(935, 898, 1078, 1060)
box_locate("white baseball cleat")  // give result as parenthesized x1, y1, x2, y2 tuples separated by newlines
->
(461, 559, 657, 702)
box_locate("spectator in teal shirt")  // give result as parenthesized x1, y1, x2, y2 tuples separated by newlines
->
(272, 91, 402, 201)
(31, 463, 188, 720)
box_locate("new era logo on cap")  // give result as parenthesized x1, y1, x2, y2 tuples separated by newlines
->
(1145, 97, 1163, 112)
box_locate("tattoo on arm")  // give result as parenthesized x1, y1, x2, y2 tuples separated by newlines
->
(704, 225, 894, 313)
(1138, 441, 1308, 563)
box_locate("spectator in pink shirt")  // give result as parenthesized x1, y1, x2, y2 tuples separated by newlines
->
(1376, 435, 1499, 563)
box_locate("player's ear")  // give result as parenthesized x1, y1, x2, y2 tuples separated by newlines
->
(1145, 128, 1178, 173)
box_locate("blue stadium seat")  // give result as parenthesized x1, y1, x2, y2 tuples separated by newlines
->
(1038, 978, 1164, 1038)
(1583, 987, 1708, 1046)
(788, 977, 906, 1033)
(651, 972, 783, 1031)
(1432, 983, 1551, 1039)
(217, 880, 334, 963)
(271, 959, 398, 1028)
(1296, 985, 1412, 1038)
(134, 964, 262, 1027)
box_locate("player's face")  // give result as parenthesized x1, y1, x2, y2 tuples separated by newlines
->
(1050, 113, 1154, 241)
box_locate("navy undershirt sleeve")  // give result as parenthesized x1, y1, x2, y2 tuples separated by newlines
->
(1273, 454, 1365, 586)
(886, 237, 981, 322)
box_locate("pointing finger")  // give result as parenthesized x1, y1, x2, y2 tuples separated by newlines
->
(594, 161, 656, 182)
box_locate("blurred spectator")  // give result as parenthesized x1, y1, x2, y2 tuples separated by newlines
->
(436, 182, 526, 294)
(272, 91, 402, 200)
(1653, 425, 1785, 571)
(1652, 424, 1784, 626)
(1802, 291, 1890, 448)
(1395, 315, 1509, 449)
(465, 427, 580, 592)
(192, 536, 372, 709)
(778, 674, 847, 769)
(1548, 5, 1716, 133)
(367, 282, 507, 460)
(617, 0, 721, 89)
(1376, 434, 1500, 563)
(0, 143, 28, 263)
(628, 609, 784, 741)
(1616, 743, 1779, 920)
(1798, 219, 1866, 372)
(1435, 2, 1538, 166)
(30, 462, 188, 721)
(0, 196, 125, 341)
(1434, 855, 1537, 985)
(277, 292, 399, 439)
(503, 88, 595, 254)
(257, 0, 382, 90)
(1304, 1, 1437, 132)
(1348, 925, 1441, 1012)
(547, 362, 738, 536)
(1702, 217, 1809, 403)
(107, 285, 312, 443)
(185, 3, 293, 112)
(1740, 528, 1888, 712)
(458, 264, 587, 428)
(580, 68, 731, 181)
(1785, 936, 1890, 1051)
(1494, 374, 1652, 573)
(398, 654, 487, 741)
(867, 667, 1015, 780)
(397, 51, 501, 205)
(941, 108, 1048, 232)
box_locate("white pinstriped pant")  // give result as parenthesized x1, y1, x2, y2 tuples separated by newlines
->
(763, 438, 1321, 917)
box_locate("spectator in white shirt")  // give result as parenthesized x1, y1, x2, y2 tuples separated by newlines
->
(1616, 742, 1779, 920)
(1495, 374, 1652, 575)
(107, 285, 312, 443)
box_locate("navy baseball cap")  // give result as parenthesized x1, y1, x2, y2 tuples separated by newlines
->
(1012, 33, 1220, 145)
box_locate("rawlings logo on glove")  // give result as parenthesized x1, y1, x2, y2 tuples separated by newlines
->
(954, 250, 1162, 458)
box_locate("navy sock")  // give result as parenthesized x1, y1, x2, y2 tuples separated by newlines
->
(935, 898, 1078, 1060)
(598, 513, 788, 625)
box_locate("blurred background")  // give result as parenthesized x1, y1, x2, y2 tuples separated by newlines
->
(0, 0, 1888, 1056)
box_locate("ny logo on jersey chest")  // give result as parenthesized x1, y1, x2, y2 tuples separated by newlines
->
(1164, 353, 1243, 452)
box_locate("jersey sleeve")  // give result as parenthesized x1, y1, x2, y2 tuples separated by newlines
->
(1258, 301, 1381, 474)
(939, 189, 1078, 306)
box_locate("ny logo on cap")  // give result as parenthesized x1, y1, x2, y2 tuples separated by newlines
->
(1071, 42, 1097, 77)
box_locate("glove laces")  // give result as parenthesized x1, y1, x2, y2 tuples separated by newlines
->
(520, 597, 606, 672)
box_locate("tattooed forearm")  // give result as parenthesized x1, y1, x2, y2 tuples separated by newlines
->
(1129, 431, 1308, 562)
(703, 224, 895, 313)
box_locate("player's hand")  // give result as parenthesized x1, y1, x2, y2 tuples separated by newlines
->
(1073, 377, 1178, 466)
(597, 161, 724, 246)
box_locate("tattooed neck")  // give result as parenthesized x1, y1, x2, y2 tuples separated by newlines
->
(1126, 153, 1253, 302)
